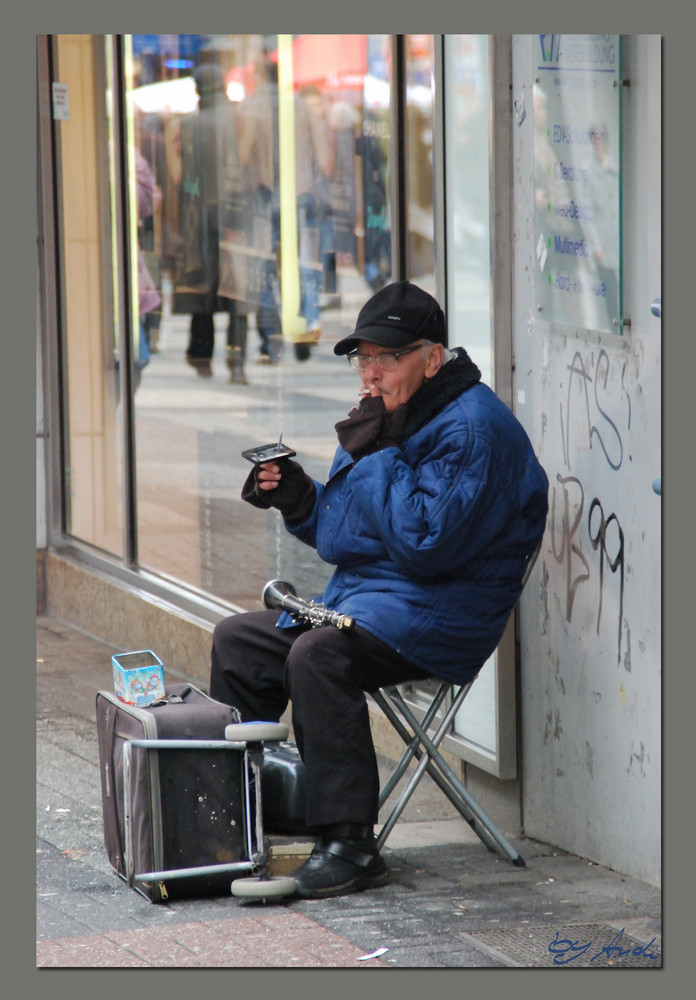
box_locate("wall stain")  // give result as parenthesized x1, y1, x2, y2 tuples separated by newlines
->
(555, 712, 563, 740)
(544, 711, 553, 744)
(618, 682, 627, 711)
(628, 742, 646, 778)
(585, 741, 594, 778)
(623, 625, 631, 673)
(541, 559, 550, 635)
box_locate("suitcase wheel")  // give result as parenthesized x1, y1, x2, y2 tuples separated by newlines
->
(225, 721, 289, 743)
(231, 875, 296, 900)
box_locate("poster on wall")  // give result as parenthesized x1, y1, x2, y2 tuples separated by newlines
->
(534, 35, 622, 334)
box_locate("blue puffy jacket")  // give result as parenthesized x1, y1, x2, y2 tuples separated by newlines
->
(282, 349, 549, 684)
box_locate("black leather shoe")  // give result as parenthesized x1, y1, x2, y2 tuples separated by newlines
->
(290, 835, 389, 899)
(185, 356, 213, 378)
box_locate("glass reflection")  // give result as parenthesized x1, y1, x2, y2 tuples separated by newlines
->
(442, 36, 496, 750)
(128, 34, 395, 607)
(444, 35, 491, 384)
(405, 34, 435, 290)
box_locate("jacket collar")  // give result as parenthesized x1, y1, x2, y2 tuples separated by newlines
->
(403, 347, 481, 437)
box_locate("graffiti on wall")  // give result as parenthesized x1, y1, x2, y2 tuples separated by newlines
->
(550, 347, 628, 664)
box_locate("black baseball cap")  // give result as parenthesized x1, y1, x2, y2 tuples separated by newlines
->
(333, 281, 447, 356)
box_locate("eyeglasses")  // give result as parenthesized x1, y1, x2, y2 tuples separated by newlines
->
(347, 343, 425, 372)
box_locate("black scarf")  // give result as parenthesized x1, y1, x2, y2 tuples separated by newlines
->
(403, 347, 481, 438)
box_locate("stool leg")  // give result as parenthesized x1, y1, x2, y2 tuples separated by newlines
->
(375, 686, 525, 866)
(375, 684, 450, 808)
(376, 687, 499, 853)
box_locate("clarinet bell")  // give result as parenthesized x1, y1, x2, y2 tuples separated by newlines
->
(262, 579, 303, 613)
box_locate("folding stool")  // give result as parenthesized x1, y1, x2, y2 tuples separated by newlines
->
(371, 542, 541, 867)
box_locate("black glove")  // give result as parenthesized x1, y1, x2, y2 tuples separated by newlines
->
(335, 395, 409, 462)
(241, 458, 316, 523)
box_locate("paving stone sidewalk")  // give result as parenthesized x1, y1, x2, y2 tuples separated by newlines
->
(36, 616, 662, 970)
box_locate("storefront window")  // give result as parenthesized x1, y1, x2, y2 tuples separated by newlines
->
(125, 34, 394, 606)
(48, 34, 514, 774)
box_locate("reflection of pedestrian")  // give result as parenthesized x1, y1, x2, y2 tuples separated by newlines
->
(237, 54, 283, 364)
(358, 107, 391, 292)
(135, 149, 161, 383)
(114, 148, 160, 396)
(294, 85, 336, 352)
(135, 115, 165, 354)
(325, 101, 359, 271)
(174, 64, 249, 383)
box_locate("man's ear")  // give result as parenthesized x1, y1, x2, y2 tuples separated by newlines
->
(424, 344, 445, 379)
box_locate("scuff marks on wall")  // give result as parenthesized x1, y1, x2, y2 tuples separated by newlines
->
(540, 558, 550, 635)
(585, 741, 594, 778)
(544, 708, 564, 744)
(628, 741, 646, 778)
(622, 625, 631, 673)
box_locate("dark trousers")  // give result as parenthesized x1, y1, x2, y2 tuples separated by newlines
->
(187, 304, 247, 359)
(209, 610, 430, 828)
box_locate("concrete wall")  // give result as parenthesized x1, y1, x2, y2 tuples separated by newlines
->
(512, 35, 661, 885)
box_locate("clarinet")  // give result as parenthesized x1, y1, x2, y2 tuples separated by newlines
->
(262, 580, 355, 631)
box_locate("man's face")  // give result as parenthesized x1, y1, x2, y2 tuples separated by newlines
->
(355, 340, 444, 412)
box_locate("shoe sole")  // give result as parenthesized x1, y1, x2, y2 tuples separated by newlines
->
(294, 869, 389, 900)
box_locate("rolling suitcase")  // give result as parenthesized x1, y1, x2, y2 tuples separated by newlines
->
(96, 683, 249, 903)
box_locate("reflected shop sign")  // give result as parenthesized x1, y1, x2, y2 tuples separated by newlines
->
(533, 35, 623, 334)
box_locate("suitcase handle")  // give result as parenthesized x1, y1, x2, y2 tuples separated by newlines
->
(149, 686, 192, 707)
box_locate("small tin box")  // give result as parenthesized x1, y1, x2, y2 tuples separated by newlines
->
(112, 650, 165, 707)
